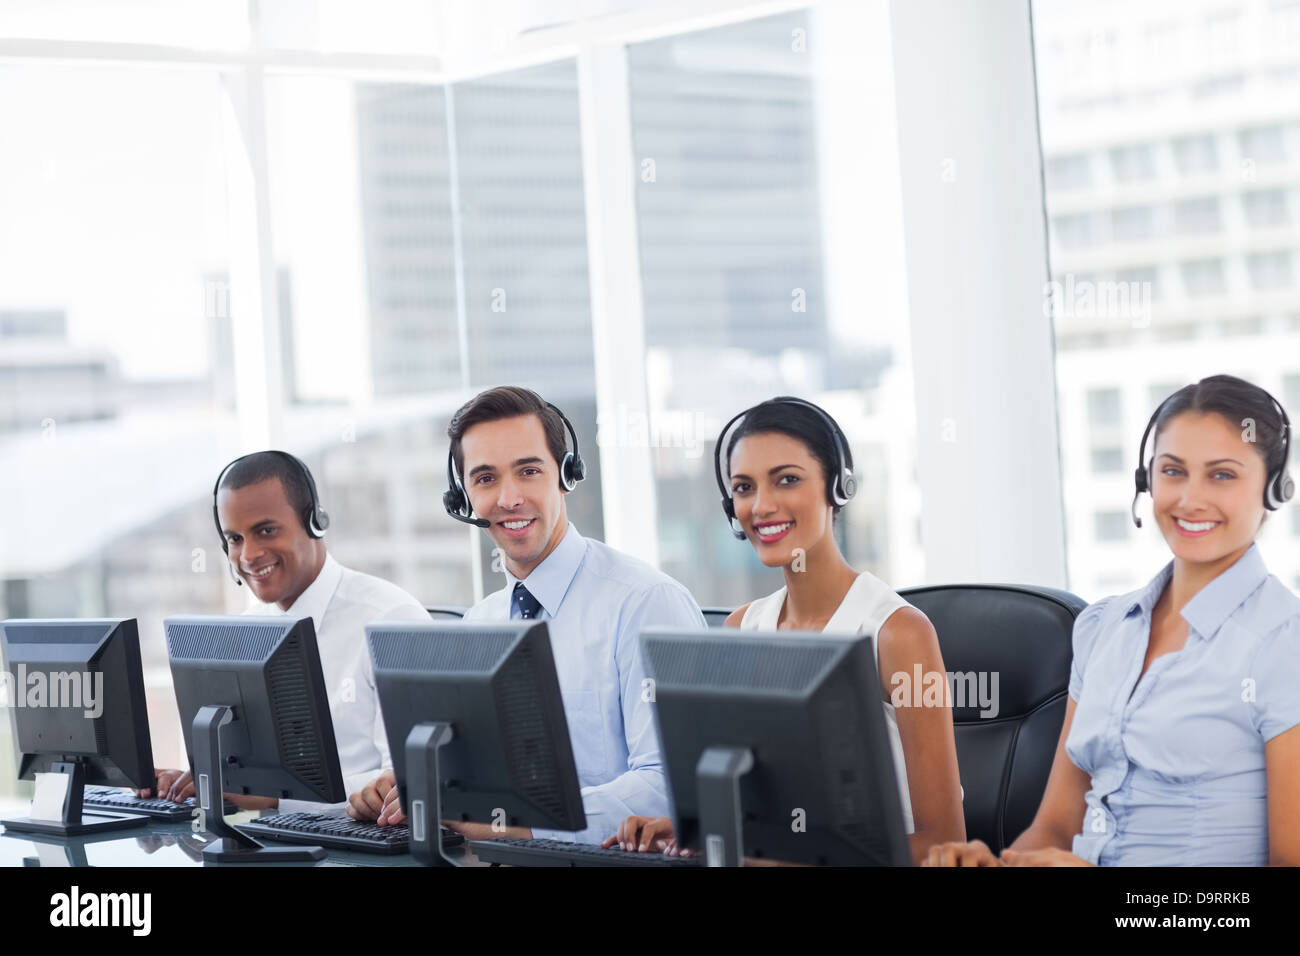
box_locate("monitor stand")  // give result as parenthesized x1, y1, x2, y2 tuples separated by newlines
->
(0, 760, 147, 837)
(696, 746, 754, 867)
(191, 704, 324, 864)
(405, 721, 457, 867)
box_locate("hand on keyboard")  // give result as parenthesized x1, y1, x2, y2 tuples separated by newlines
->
(138, 767, 194, 802)
(601, 816, 695, 856)
(347, 770, 401, 824)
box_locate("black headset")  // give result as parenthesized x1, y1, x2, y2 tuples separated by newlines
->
(713, 397, 857, 540)
(212, 451, 329, 574)
(443, 402, 586, 528)
(1131, 387, 1294, 528)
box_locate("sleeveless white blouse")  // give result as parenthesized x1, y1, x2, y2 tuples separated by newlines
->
(739, 572, 915, 834)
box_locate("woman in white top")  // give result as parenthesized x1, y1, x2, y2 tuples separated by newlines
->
(604, 397, 965, 863)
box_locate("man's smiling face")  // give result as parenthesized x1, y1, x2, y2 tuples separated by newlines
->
(460, 413, 569, 579)
(218, 477, 324, 610)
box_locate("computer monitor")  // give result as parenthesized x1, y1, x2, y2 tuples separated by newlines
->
(165, 615, 346, 863)
(367, 619, 586, 866)
(641, 626, 912, 867)
(0, 618, 152, 836)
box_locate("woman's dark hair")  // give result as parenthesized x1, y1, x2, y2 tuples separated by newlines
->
(724, 396, 853, 516)
(1149, 374, 1290, 480)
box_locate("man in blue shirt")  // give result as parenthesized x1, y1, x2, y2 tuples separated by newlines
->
(347, 386, 704, 844)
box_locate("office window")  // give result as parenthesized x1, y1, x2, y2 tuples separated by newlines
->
(1238, 125, 1287, 166)
(1111, 205, 1158, 241)
(1091, 447, 1124, 473)
(1172, 133, 1219, 175)
(1181, 258, 1227, 297)
(1087, 388, 1122, 426)
(1094, 511, 1129, 541)
(1242, 189, 1290, 228)
(1173, 196, 1222, 235)
(1117, 265, 1160, 302)
(1110, 143, 1156, 182)
(1248, 250, 1295, 290)
(1053, 212, 1100, 249)
(1046, 153, 1093, 191)
(263, 60, 605, 603)
(627, 11, 922, 604)
(1035, 0, 1300, 595)
(0, 64, 239, 792)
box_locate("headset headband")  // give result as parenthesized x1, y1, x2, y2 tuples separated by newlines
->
(213, 450, 329, 553)
(1131, 384, 1294, 527)
(443, 401, 585, 527)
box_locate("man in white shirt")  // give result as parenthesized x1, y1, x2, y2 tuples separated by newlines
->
(347, 387, 704, 843)
(146, 451, 429, 807)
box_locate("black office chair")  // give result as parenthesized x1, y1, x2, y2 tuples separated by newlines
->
(897, 583, 1086, 854)
(700, 607, 733, 628)
(424, 605, 467, 620)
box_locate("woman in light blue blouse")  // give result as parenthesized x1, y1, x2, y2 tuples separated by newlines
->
(926, 374, 1300, 866)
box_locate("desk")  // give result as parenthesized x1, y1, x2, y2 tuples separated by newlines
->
(0, 812, 486, 867)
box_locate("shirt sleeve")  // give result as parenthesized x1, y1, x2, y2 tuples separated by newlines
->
(532, 581, 705, 844)
(1069, 596, 1114, 702)
(1248, 615, 1300, 742)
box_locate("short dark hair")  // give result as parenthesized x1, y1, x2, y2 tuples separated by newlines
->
(448, 386, 569, 477)
(1151, 374, 1289, 478)
(725, 396, 853, 516)
(217, 451, 315, 529)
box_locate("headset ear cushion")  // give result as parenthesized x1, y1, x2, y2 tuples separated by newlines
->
(1283, 473, 1296, 502)
(570, 454, 586, 483)
(1134, 465, 1148, 494)
(315, 508, 330, 534)
(841, 472, 857, 502)
(443, 488, 464, 516)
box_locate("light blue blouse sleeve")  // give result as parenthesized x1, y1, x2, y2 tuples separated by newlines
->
(1069, 596, 1115, 702)
(1248, 615, 1300, 742)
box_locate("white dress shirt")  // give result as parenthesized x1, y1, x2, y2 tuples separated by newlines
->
(464, 522, 705, 844)
(248, 552, 430, 809)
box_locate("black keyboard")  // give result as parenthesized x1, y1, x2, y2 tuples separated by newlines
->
(236, 812, 464, 855)
(82, 786, 236, 822)
(469, 837, 701, 867)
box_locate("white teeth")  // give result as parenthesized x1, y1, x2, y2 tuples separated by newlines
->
(756, 522, 791, 536)
(1176, 518, 1217, 532)
(250, 564, 276, 578)
(502, 520, 532, 530)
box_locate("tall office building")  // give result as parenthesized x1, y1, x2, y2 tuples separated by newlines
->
(1035, 0, 1300, 599)
(0, 309, 120, 433)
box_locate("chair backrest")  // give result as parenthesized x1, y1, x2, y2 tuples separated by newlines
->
(700, 607, 733, 628)
(424, 605, 467, 620)
(897, 583, 1086, 853)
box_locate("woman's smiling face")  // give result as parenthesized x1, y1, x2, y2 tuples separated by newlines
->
(727, 430, 834, 567)
(1149, 411, 1269, 564)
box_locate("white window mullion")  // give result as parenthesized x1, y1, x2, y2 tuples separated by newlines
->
(576, 40, 659, 567)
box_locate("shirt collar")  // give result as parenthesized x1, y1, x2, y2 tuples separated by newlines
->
(281, 552, 343, 631)
(1123, 561, 1173, 621)
(1178, 543, 1268, 641)
(504, 522, 585, 618)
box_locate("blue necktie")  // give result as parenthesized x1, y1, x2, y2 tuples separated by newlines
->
(512, 582, 543, 620)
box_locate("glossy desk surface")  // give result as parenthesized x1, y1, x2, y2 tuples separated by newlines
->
(0, 808, 486, 868)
